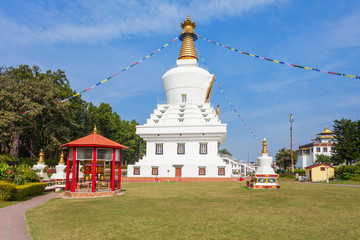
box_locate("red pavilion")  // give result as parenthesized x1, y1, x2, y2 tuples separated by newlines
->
(60, 126, 127, 198)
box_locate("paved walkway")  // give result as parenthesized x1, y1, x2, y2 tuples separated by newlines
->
(0, 193, 58, 240)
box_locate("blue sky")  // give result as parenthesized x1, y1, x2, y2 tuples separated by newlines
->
(1, 0, 360, 161)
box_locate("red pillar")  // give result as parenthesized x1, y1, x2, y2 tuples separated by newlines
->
(110, 157, 113, 188)
(92, 147, 96, 192)
(111, 149, 115, 191)
(71, 147, 76, 192)
(65, 149, 70, 191)
(76, 160, 79, 190)
(118, 150, 122, 190)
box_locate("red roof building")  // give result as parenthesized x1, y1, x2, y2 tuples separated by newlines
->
(60, 126, 127, 198)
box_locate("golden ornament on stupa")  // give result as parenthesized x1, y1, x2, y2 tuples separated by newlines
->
(178, 14, 198, 61)
(38, 150, 45, 164)
(262, 138, 268, 155)
(59, 152, 65, 164)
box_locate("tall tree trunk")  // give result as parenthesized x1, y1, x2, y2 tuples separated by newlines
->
(10, 131, 20, 158)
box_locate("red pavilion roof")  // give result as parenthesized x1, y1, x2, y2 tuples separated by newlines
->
(61, 131, 128, 150)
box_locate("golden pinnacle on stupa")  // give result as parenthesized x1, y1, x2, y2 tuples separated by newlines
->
(178, 14, 198, 61)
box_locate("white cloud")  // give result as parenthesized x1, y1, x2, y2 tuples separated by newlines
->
(0, 0, 282, 44)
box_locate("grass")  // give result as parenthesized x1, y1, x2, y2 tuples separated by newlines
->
(328, 180, 360, 185)
(26, 181, 360, 240)
(0, 200, 19, 208)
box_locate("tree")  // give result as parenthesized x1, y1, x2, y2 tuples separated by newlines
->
(0, 65, 145, 167)
(315, 155, 332, 165)
(332, 119, 360, 165)
(218, 148, 232, 157)
(0, 65, 83, 160)
(275, 148, 298, 171)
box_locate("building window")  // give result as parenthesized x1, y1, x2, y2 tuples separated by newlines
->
(156, 144, 163, 155)
(134, 167, 140, 175)
(182, 94, 187, 103)
(199, 167, 206, 175)
(311, 148, 313, 152)
(320, 167, 325, 171)
(177, 143, 185, 154)
(316, 147, 321, 152)
(323, 147, 328, 152)
(152, 167, 158, 175)
(200, 143, 207, 154)
(218, 167, 225, 175)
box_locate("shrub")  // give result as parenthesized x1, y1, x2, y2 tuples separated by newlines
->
(0, 181, 17, 201)
(0, 181, 45, 201)
(7, 164, 40, 185)
(353, 174, 360, 181)
(0, 162, 10, 180)
(335, 165, 360, 181)
(0, 153, 16, 165)
(294, 169, 305, 174)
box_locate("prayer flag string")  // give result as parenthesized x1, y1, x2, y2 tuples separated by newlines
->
(57, 37, 179, 105)
(196, 48, 262, 145)
(21, 36, 179, 114)
(198, 36, 360, 80)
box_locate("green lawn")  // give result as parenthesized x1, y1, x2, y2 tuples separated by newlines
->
(0, 200, 19, 208)
(26, 181, 360, 240)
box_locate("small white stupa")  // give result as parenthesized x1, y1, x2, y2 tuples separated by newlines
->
(247, 139, 280, 189)
(50, 152, 67, 191)
(32, 150, 50, 180)
(33, 150, 55, 191)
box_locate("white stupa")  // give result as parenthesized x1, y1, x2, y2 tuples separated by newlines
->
(32, 150, 55, 190)
(50, 152, 67, 191)
(248, 139, 280, 189)
(32, 150, 50, 180)
(128, 15, 231, 181)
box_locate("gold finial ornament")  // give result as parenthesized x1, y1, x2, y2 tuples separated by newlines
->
(93, 125, 97, 134)
(205, 75, 215, 103)
(38, 150, 45, 164)
(216, 105, 220, 116)
(178, 15, 198, 61)
(59, 152, 65, 164)
(262, 138, 268, 155)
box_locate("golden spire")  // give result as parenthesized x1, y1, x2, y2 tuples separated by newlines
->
(93, 125, 97, 134)
(38, 150, 45, 164)
(178, 14, 198, 61)
(59, 152, 65, 164)
(262, 138, 268, 155)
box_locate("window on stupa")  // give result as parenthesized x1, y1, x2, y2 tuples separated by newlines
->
(200, 143, 207, 154)
(156, 144, 163, 155)
(134, 167, 140, 175)
(218, 167, 225, 175)
(182, 94, 187, 103)
(152, 167, 158, 175)
(199, 167, 206, 175)
(177, 143, 185, 154)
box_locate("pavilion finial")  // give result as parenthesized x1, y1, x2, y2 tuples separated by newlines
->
(93, 125, 97, 134)
(178, 15, 198, 61)
(262, 138, 268, 155)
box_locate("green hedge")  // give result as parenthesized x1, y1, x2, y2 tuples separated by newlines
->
(0, 181, 46, 201)
(335, 164, 360, 181)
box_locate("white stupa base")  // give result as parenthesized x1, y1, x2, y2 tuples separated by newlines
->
(248, 174, 280, 189)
